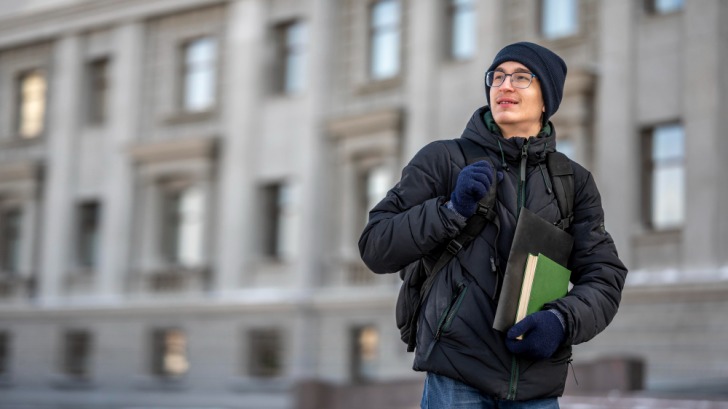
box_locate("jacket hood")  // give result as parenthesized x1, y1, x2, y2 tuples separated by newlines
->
(461, 106, 557, 168)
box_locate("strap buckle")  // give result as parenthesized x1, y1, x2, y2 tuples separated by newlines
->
(446, 239, 463, 255)
(475, 203, 496, 221)
(475, 203, 490, 216)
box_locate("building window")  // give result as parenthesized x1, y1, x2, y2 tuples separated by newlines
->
(643, 123, 685, 230)
(181, 37, 217, 112)
(247, 329, 283, 378)
(275, 21, 307, 94)
(86, 58, 109, 125)
(150, 328, 189, 378)
(369, 0, 401, 80)
(646, 0, 684, 14)
(447, 0, 476, 60)
(350, 326, 378, 382)
(541, 0, 579, 40)
(62, 330, 92, 379)
(260, 183, 295, 260)
(16, 70, 47, 139)
(0, 332, 9, 376)
(76, 201, 100, 269)
(160, 185, 205, 267)
(0, 209, 22, 274)
(360, 165, 390, 224)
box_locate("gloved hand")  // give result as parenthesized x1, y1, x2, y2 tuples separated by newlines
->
(450, 160, 494, 218)
(506, 310, 565, 360)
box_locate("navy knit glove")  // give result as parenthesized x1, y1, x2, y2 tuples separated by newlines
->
(450, 161, 494, 218)
(506, 310, 565, 360)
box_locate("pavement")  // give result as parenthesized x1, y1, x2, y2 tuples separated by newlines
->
(560, 394, 728, 409)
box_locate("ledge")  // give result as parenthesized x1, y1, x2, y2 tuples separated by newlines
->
(128, 137, 218, 164)
(0, 160, 42, 183)
(327, 108, 403, 140)
(228, 377, 294, 393)
(133, 374, 190, 391)
(163, 108, 218, 125)
(48, 373, 96, 390)
(622, 280, 728, 304)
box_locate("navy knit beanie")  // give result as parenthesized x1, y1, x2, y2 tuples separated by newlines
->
(485, 42, 567, 126)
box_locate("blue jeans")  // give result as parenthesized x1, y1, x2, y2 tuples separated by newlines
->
(421, 373, 560, 409)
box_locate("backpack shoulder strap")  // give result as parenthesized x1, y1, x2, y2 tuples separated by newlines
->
(416, 139, 497, 303)
(546, 151, 575, 230)
(406, 139, 498, 352)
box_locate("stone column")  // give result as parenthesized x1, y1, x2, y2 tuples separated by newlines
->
(594, 0, 636, 262)
(215, 0, 267, 293)
(97, 22, 143, 298)
(403, 0, 438, 161)
(682, 0, 721, 271)
(38, 34, 82, 302)
(718, 2, 728, 268)
(287, 0, 332, 381)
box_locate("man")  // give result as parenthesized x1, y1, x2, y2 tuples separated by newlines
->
(358, 42, 628, 408)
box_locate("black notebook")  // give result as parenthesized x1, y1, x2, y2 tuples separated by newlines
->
(493, 207, 574, 332)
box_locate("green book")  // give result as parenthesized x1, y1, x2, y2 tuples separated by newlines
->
(493, 208, 573, 332)
(514, 253, 571, 326)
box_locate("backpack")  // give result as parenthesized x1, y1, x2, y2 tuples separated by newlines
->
(395, 139, 574, 352)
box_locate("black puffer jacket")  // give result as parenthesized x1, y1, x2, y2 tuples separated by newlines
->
(359, 107, 627, 401)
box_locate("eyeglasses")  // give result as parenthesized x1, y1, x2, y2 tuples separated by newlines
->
(485, 71, 537, 89)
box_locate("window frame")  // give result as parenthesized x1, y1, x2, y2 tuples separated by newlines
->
(76, 201, 101, 270)
(0, 331, 10, 377)
(150, 327, 189, 378)
(539, 0, 580, 40)
(15, 69, 47, 140)
(645, 0, 684, 15)
(641, 122, 685, 231)
(273, 20, 307, 95)
(85, 57, 110, 126)
(368, 0, 402, 80)
(61, 330, 93, 379)
(350, 325, 379, 383)
(445, 0, 476, 61)
(259, 182, 295, 261)
(246, 328, 283, 378)
(0, 208, 22, 274)
(157, 180, 205, 268)
(179, 36, 218, 114)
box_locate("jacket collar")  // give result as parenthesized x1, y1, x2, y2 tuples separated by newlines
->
(461, 106, 557, 166)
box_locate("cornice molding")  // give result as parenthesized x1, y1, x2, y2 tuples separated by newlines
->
(0, 0, 227, 49)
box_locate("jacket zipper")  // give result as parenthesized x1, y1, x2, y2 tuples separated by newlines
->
(507, 358, 519, 400)
(508, 139, 530, 400)
(516, 141, 530, 218)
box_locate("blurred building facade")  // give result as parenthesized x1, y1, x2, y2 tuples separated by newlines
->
(0, 0, 726, 408)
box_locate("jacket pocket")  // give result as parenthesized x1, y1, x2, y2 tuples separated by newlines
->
(422, 282, 468, 361)
(433, 282, 468, 341)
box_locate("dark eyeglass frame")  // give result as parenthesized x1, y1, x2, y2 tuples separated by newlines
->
(485, 71, 537, 89)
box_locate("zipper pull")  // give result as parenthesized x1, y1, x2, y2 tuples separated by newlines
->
(520, 144, 528, 184)
(491, 256, 500, 301)
(568, 359, 579, 386)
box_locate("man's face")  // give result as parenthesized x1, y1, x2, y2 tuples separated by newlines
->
(489, 61, 545, 133)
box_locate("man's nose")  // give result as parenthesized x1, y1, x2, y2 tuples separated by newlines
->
(500, 74, 515, 90)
